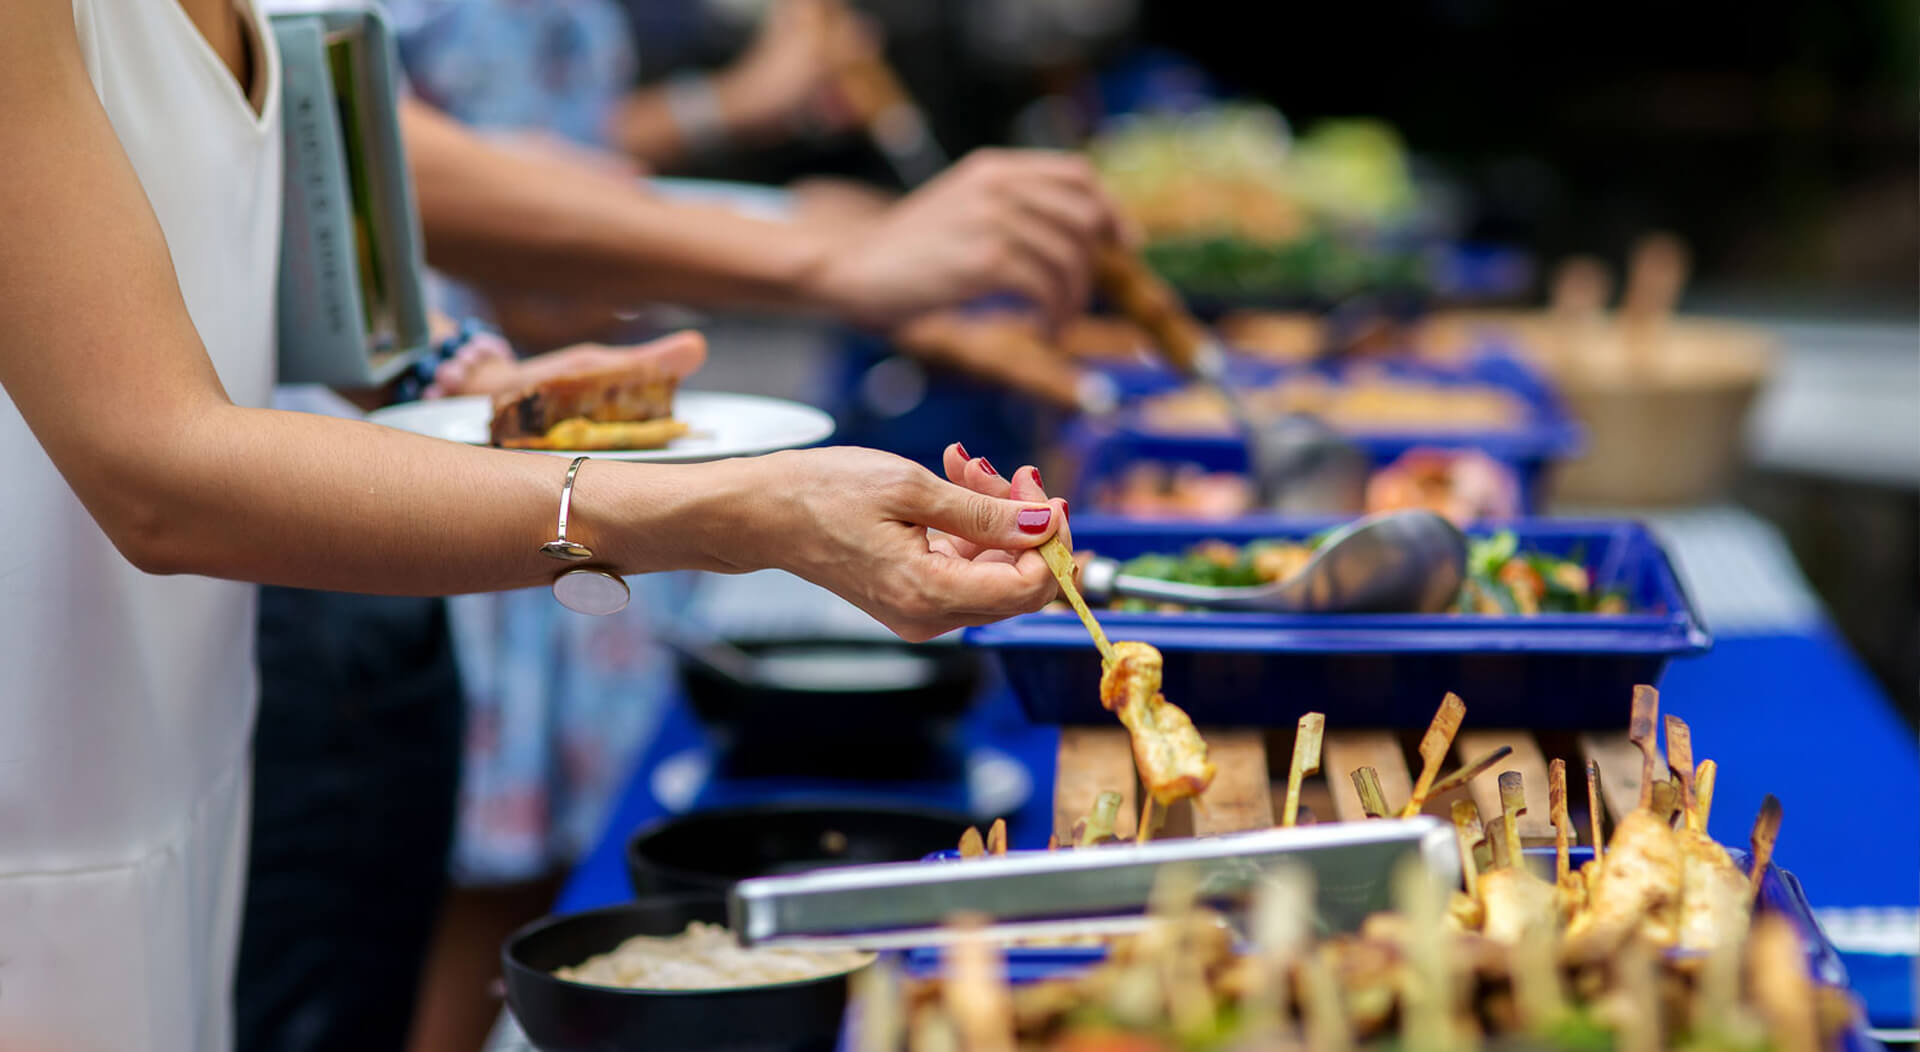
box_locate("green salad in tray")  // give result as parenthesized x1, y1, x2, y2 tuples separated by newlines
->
(1110, 532, 1629, 615)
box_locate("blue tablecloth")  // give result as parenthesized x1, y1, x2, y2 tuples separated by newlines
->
(558, 623, 1918, 1029)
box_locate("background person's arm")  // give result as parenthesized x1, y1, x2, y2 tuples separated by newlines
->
(0, 1, 1064, 641)
(401, 97, 1120, 327)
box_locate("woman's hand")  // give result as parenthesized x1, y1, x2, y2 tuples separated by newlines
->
(713, 444, 1067, 641)
(803, 149, 1123, 329)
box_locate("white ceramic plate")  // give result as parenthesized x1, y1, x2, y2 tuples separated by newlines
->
(364, 391, 835, 462)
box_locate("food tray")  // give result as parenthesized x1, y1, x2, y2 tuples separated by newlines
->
(1070, 350, 1580, 515)
(964, 516, 1710, 729)
(877, 846, 1883, 1052)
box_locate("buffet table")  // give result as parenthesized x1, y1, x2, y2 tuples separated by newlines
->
(483, 507, 1917, 1049)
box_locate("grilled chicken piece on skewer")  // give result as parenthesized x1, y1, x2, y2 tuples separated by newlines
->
(1099, 641, 1217, 808)
(1564, 807, 1682, 956)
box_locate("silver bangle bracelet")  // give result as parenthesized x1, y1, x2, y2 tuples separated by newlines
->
(542, 456, 631, 615)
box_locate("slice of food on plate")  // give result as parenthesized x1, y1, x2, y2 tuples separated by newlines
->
(489, 351, 701, 451)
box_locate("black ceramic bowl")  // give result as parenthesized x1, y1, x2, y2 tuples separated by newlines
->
(503, 893, 865, 1052)
(625, 801, 976, 898)
(675, 638, 982, 776)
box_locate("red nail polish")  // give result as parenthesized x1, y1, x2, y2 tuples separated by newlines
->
(1017, 507, 1052, 533)
(1031, 467, 1044, 489)
(979, 458, 997, 477)
(1061, 499, 1070, 519)
(955, 441, 970, 460)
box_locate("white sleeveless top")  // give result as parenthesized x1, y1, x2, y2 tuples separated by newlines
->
(0, 1, 280, 1048)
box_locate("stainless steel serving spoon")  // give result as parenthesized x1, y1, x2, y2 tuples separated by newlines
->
(1073, 509, 1469, 614)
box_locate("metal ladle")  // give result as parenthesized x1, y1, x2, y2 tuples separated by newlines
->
(1092, 245, 1371, 515)
(1073, 509, 1469, 614)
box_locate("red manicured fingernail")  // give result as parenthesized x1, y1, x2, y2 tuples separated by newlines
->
(1017, 507, 1052, 533)
(1061, 499, 1070, 519)
(954, 441, 970, 460)
(979, 458, 997, 477)
(1032, 467, 1044, 489)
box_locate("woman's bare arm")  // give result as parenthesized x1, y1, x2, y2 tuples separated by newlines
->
(0, 3, 1065, 639)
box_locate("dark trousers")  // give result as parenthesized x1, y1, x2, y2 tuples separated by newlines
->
(235, 588, 465, 1052)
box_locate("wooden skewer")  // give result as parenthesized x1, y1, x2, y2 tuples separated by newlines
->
(957, 827, 985, 858)
(1299, 946, 1355, 1052)
(1484, 815, 1511, 870)
(1693, 759, 1718, 832)
(940, 914, 1014, 1052)
(1136, 795, 1156, 845)
(1510, 919, 1568, 1033)
(1045, 833, 1059, 851)
(1427, 744, 1515, 798)
(1630, 685, 1661, 810)
(1585, 759, 1606, 864)
(1281, 712, 1326, 828)
(1351, 766, 1391, 819)
(985, 818, 1007, 856)
(1246, 868, 1312, 1037)
(1749, 912, 1821, 1052)
(853, 956, 904, 1052)
(1400, 693, 1468, 817)
(1664, 714, 1695, 822)
(1649, 779, 1682, 826)
(1498, 771, 1527, 867)
(1039, 537, 1114, 664)
(1449, 799, 1482, 898)
(1548, 759, 1571, 883)
(1749, 793, 1783, 902)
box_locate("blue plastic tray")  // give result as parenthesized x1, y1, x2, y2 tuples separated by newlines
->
(964, 516, 1711, 729)
(1069, 350, 1581, 515)
(878, 846, 1881, 1051)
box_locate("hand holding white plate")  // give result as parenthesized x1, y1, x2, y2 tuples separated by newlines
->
(365, 390, 834, 462)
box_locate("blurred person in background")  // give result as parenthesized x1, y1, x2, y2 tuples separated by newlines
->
(235, 4, 1126, 1052)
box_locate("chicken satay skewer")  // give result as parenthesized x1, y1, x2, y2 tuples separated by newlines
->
(1352, 766, 1391, 819)
(1748, 793, 1783, 901)
(1282, 712, 1326, 828)
(1399, 692, 1468, 817)
(1497, 771, 1527, 867)
(1509, 920, 1569, 1035)
(1585, 759, 1606, 867)
(1299, 946, 1355, 1052)
(1664, 715, 1695, 823)
(1039, 538, 1115, 665)
(1450, 799, 1483, 899)
(1692, 759, 1717, 832)
(1548, 759, 1572, 883)
(1244, 867, 1313, 1038)
(1749, 912, 1822, 1052)
(1630, 685, 1662, 809)
(1426, 745, 1515, 798)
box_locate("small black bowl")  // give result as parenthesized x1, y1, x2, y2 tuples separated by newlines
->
(675, 638, 982, 777)
(626, 801, 976, 898)
(503, 893, 865, 1052)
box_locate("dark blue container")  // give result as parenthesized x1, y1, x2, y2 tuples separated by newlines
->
(964, 516, 1711, 729)
(1068, 349, 1581, 515)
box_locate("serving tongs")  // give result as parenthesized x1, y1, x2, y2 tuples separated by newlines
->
(1092, 243, 1371, 515)
(729, 816, 1458, 950)
(1077, 509, 1469, 615)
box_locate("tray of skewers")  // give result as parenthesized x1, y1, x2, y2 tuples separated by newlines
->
(965, 517, 1709, 729)
(821, 687, 1878, 1051)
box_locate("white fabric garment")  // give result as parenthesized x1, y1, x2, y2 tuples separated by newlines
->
(0, 1, 281, 1049)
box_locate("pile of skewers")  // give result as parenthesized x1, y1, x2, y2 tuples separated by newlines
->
(858, 685, 1861, 1052)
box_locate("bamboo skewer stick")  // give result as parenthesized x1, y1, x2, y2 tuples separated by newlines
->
(1281, 713, 1326, 828)
(957, 827, 985, 858)
(1749, 794, 1783, 902)
(1693, 759, 1718, 833)
(1585, 759, 1606, 864)
(1351, 766, 1391, 819)
(1427, 745, 1515, 799)
(1484, 815, 1511, 870)
(1548, 759, 1571, 882)
(1498, 771, 1527, 866)
(1400, 693, 1468, 817)
(985, 818, 1008, 856)
(1664, 714, 1695, 822)
(1039, 537, 1114, 664)
(1450, 799, 1483, 898)
(1630, 685, 1662, 810)
(1136, 795, 1156, 845)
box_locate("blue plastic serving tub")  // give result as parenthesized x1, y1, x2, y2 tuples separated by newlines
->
(874, 847, 1882, 1051)
(1069, 350, 1582, 515)
(963, 516, 1711, 729)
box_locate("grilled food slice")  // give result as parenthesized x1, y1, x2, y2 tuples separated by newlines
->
(1099, 641, 1216, 806)
(490, 361, 685, 449)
